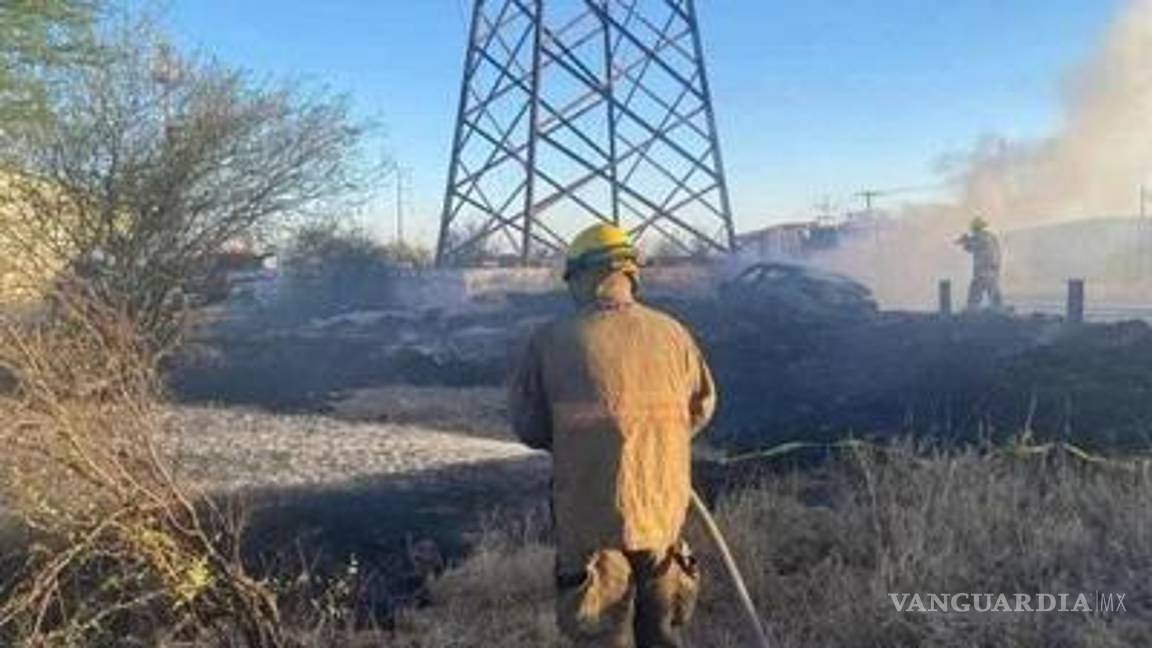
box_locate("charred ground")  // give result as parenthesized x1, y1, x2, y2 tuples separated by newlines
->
(173, 265, 1152, 453)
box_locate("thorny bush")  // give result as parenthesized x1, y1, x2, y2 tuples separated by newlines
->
(0, 293, 284, 647)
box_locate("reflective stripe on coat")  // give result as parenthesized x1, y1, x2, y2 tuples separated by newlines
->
(510, 289, 716, 572)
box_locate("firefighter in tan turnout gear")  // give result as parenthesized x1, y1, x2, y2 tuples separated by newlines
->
(956, 217, 1004, 311)
(510, 223, 717, 648)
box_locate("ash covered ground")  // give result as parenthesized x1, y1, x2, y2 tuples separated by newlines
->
(160, 263, 1152, 566)
(173, 264, 1152, 457)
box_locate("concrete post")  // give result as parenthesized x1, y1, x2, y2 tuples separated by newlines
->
(938, 280, 953, 316)
(1067, 279, 1085, 324)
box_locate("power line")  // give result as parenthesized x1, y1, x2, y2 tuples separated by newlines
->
(852, 183, 948, 212)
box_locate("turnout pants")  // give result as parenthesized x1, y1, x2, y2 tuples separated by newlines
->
(967, 273, 1003, 310)
(556, 542, 700, 648)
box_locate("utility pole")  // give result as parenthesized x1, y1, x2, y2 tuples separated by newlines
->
(151, 42, 182, 139)
(1141, 185, 1151, 284)
(859, 190, 880, 213)
(854, 184, 943, 217)
(394, 166, 411, 246)
(813, 195, 837, 222)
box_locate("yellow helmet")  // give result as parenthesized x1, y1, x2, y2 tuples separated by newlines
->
(564, 223, 637, 281)
(970, 216, 989, 232)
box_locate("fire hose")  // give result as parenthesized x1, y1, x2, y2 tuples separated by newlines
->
(689, 489, 772, 648)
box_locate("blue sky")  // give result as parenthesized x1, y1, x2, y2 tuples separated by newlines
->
(162, 1, 1125, 245)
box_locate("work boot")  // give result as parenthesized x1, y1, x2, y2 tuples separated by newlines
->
(629, 543, 700, 648)
(557, 549, 635, 647)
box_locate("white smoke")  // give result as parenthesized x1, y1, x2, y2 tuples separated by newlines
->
(955, 0, 1152, 224)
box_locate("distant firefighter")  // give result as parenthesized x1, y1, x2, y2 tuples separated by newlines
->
(956, 217, 1003, 310)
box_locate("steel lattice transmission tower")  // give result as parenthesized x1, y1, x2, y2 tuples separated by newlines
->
(436, 0, 737, 266)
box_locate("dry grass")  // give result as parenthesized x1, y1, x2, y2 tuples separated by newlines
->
(387, 443, 1152, 647)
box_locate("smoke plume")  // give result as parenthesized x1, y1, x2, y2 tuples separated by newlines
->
(953, 0, 1152, 225)
(811, 0, 1152, 308)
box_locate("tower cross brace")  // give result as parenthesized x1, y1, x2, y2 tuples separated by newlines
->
(437, 0, 737, 266)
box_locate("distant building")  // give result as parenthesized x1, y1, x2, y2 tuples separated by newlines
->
(735, 220, 847, 259)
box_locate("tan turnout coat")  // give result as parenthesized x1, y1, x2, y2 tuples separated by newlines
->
(510, 272, 716, 571)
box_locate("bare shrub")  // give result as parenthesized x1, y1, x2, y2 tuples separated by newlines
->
(0, 295, 284, 647)
(272, 222, 409, 322)
(0, 16, 380, 345)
